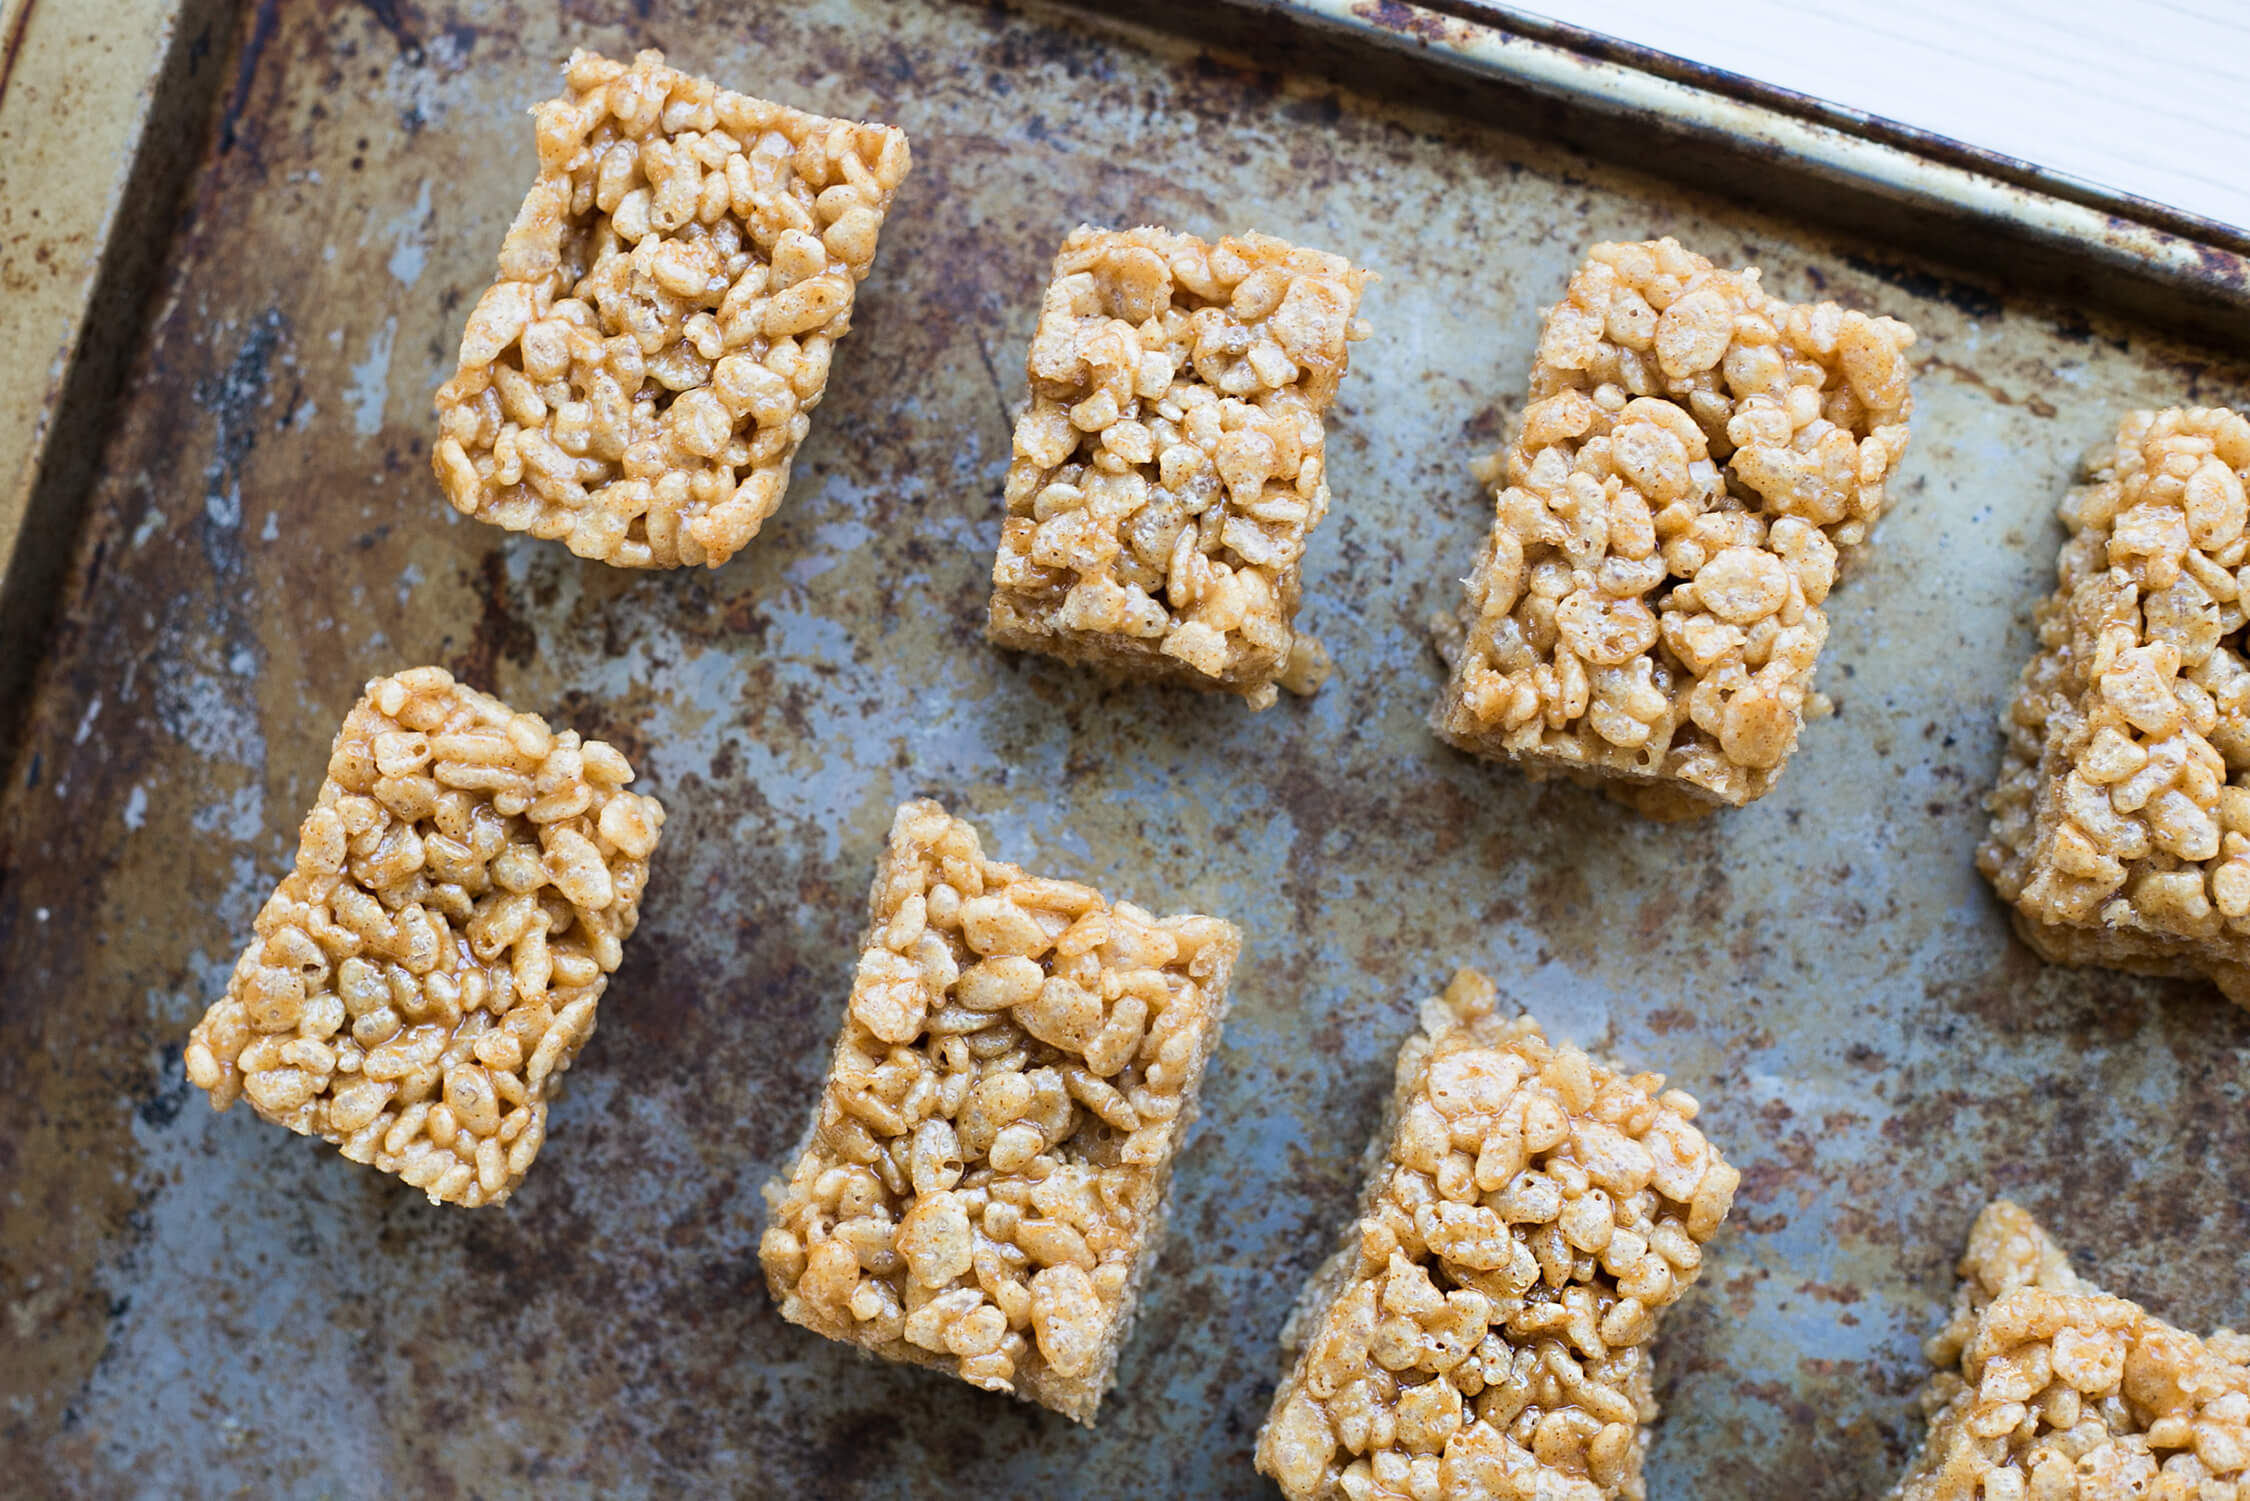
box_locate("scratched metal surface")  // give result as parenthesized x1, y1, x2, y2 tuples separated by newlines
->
(4, 1, 2249, 1496)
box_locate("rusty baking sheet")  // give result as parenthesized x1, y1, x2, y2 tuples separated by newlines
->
(4, 0, 2249, 1497)
(0, 0, 232, 750)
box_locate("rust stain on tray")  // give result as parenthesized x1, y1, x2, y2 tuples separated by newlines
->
(3, 0, 2250, 1497)
(1352, 0, 1461, 47)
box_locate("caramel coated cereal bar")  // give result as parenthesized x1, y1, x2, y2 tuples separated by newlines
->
(987, 225, 1371, 709)
(1256, 969, 1739, 1500)
(432, 49, 911, 569)
(759, 799, 1240, 1422)
(1434, 238, 1916, 818)
(1893, 1200, 2250, 1499)
(1979, 408, 2250, 1006)
(184, 667, 665, 1207)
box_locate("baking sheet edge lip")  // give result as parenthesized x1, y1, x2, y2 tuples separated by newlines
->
(1410, 0, 2250, 257)
(1227, 0, 2250, 314)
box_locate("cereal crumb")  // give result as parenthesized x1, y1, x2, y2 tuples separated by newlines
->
(1279, 635, 1334, 697)
(1428, 609, 1467, 672)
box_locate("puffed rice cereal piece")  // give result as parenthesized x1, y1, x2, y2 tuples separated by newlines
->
(759, 799, 1241, 1422)
(1433, 237, 1917, 817)
(987, 224, 1372, 709)
(432, 48, 912, 569)
(1255, 968, 1740, 1500)
(184, 667, 665, 1207)
(1979, 408, 2250, 1007)
(1893, 1199, 2250, 1499)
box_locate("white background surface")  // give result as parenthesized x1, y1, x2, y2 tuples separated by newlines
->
(1521, 0, 2250, 234)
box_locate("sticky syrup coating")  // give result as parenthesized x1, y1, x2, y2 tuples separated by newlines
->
(1980, 407, 2250, 1005)
(1435, 237, 1915, 816)
(432, 48, 911, 568)
(1256, 969, 1739, 1501)
(988, 224, 1370, 708)
(760, 799, 1240, 1423)
(1894, 1200, 2250, 1500)
(185, 666, 664, 1207)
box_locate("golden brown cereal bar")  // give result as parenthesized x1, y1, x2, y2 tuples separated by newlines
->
(1979, 408, 2250, 1006)
(759, 799, 1240, 1423)
(184, 667, 665, 1207)
(1892, 1200, 2250, 1499)
(986, 225, 1371, 709)
(1433, 238, 1916, 817)
(432, 49, 911, 569)
(1255, 969, 1739, 1500)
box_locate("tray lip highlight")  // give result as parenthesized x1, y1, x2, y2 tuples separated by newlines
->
(1226, 0, 2250, 316)
(1411, 0, 2250, 254)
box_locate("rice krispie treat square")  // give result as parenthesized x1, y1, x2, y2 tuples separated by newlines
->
(1433, 238, 1917, 818)
(184, 667, 665, 1208)
(1255, 968, 1739, 1501)
(1893, 1200, 2250, 1499)
(987, 225, 1371, 709)
(432, 48, 911, 569)
(759, 798, 1240, 1423)
(1979, 408, 2250, 1006)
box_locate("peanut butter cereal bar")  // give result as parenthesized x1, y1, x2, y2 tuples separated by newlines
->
(759, 799, 1240, 1422)
(1979, 408, 2250, 1006)
(184, 667, 665, 1208)
(1256, 969, 1739, 1500)
(987, 225, 1371, 709)
(1433, 238, 1916, 817)
(432, 49, 911, 569)
(1894, 1199, 2250, 1499)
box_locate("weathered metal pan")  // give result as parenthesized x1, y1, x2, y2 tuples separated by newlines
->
(3, 1, 2247, 1496)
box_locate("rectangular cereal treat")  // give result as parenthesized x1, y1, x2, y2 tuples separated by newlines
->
(1892, 1199, 2250, 1499)
(986, 225, 1370, 709)
(759, 798, 1239, 1422)
(1255, 968, 1739, 1501)
(1433, 238, 1916, 818)
(1979, 408, 2250, 1006)
(183, 667, 665, 1207)
(432, 48, 911, 569)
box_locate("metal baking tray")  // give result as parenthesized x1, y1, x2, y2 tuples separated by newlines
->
(4, 1, 2248, 1496)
